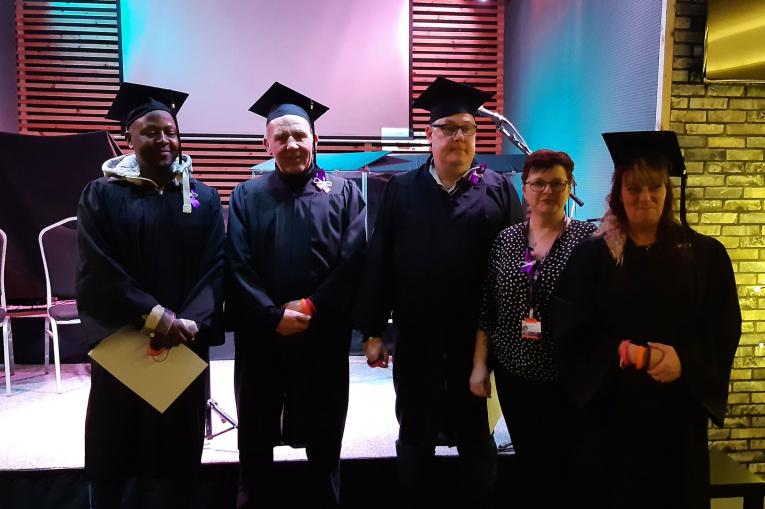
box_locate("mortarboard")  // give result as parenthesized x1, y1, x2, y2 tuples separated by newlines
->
(602, 130, 688, 226)
(249, 82, 329, 128)
(106, 82, 189, 131)
(412, 77, 494, 124)
(602, 130, 685, 178)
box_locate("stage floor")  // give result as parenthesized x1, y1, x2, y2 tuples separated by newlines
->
(0, 358, 511, 472)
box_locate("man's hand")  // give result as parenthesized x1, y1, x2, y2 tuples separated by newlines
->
(276, 308, 311, 336)
(646, 342, 682, 383)
(469, 363, 492, 398)
(283, 300, 303, 312)
(363, 337, 389, 368)
(151, 318, 198, 350)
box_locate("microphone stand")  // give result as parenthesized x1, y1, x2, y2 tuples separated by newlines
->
(486, 115, 585, 208)
(206, 398, 238, 440)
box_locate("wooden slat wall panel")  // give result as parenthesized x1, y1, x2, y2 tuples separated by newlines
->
(412, 0, 503, 153)
(16, 0, 505, 203)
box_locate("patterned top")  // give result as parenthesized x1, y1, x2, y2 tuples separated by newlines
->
(479, 219, 597, 381)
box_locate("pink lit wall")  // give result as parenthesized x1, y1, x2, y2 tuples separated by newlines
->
(120, 0, 411, 137)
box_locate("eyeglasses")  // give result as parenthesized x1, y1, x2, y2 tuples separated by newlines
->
(524, 180, 569, 192)
(431, 123, 478, 137)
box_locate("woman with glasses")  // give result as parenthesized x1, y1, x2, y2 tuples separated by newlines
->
(469, 149, 595, 508)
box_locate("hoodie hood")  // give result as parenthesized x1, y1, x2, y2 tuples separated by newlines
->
(101, 154, 196, 213)
(102, 153, 192, 182)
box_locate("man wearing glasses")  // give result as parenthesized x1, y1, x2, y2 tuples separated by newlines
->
(357, 77, 524, 508)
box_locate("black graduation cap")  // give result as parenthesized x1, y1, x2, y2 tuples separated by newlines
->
(106, 82, 189, 130)
(602, 130, 688, 225)
(249, 82, 329, 128)
(413, 77, 494, 123)
(602, 131, 685, 178)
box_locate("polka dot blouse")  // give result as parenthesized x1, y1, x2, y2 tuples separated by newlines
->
(479, 219, 597, 382)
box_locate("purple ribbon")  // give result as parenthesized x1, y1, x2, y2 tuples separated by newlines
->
(313, 168, 332, 193)
(520, 247, 536, 275)
(466, 163, 487, 186)
(190, 189, 200, 209)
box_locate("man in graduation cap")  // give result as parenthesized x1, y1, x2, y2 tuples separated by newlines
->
(76, 82, 225, 508)
(226, 82, 366, 508)
(356, 77, 524, 508)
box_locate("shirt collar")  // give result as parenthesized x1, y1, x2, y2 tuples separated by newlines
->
(429, 162, 470, 194)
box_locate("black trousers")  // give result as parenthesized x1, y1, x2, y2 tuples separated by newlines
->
(237, 443, 341, 509)
(89, 477, 195, 509)
(494, 369, 573, 509)
(395, 434, 497, 509)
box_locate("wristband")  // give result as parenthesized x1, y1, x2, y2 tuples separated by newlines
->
(619, 340, 631, 368)
(155, 309, 176, 337)
(301, 298, 316, 316)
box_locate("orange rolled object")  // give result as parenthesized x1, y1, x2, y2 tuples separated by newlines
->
(635, 345, 646, 370)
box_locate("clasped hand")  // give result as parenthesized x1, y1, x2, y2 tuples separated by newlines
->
(150, 318, 198, 350)
(363, 337, 389, 368)
(646, 342, 682, 383)
(277, 300, 311, 336)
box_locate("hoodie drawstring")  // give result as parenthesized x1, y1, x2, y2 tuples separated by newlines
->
(182, 170, 192, 214)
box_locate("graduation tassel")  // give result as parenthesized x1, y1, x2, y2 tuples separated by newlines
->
(680, 170, 688, 227)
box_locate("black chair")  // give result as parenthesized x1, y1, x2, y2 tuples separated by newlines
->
(38, 217, 80, 393)
(1, 227, 14, 396)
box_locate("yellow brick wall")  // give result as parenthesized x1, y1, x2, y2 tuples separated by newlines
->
(671, 0, 765, 473)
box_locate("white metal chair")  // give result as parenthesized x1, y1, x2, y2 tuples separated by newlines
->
(39, 217, 80, 393)
(1, 228, 15, 396)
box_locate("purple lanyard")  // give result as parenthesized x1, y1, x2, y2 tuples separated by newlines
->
(521, 224, 566, 314)
(521, 247, 544, 313)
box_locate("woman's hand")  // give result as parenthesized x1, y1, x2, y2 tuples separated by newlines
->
(469, 363, 492, 398)
(646, 342, 682, 383)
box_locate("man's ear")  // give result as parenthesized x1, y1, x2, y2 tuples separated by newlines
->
(125, 131, 133, 149)
(425, 125, 433, 144)
(263, 135, 272, 155)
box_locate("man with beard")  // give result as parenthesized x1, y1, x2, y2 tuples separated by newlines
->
(77, 82, 225, 508)
(226, 82, 366, 508)
(357, 77, 524, 508)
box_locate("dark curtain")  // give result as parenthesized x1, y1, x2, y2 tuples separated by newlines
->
(0, 131, 120, 302)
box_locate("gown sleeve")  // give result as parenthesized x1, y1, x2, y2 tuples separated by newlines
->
(225, 182, 284, 333)
(176, 187, 226, 345)
(355, 177, 400, 337)
(76, 180, 160, 346)
(309, 179, 367, 316)
(675, 236, 741, 426)
(551, 238, 618, 406)
(478, 235, 504, 334)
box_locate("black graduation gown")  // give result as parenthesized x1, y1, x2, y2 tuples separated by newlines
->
(226, 168, 366, 451)
(76, 176, 225, 481)
(552, 232, 741, 509)
(356, 161, 524, 444)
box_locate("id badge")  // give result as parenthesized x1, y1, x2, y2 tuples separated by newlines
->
(521, 317, 542, 341)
